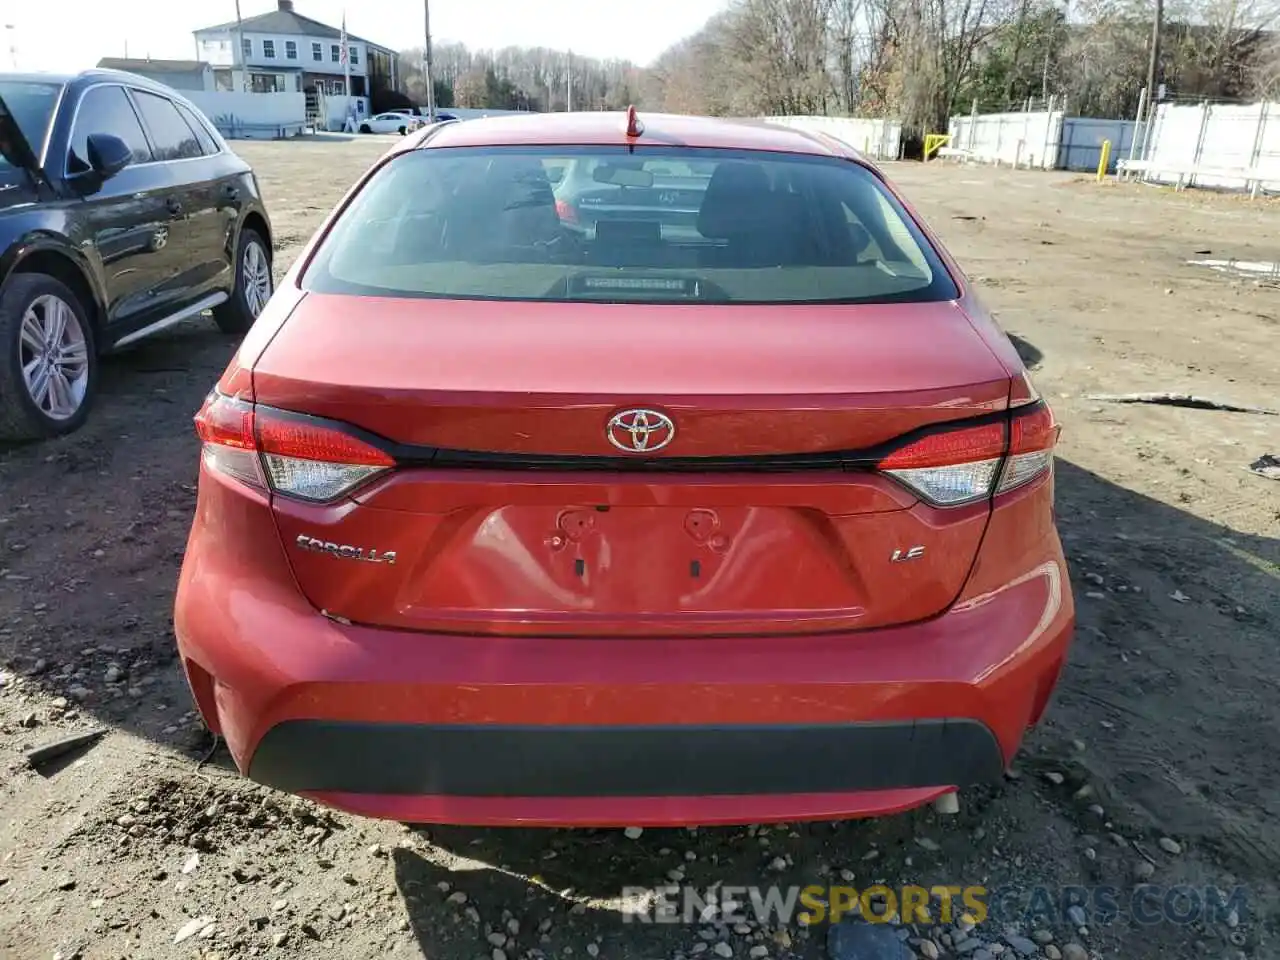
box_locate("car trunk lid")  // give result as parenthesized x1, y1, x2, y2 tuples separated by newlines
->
(251, 293, 1011, 636)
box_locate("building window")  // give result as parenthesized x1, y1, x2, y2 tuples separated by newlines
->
(251, 73, 286, 93)
(330, 44, 340, 62)
(349, 46, 359, 65)
(285, 40, 297, 59)
(242, 37, 252, 59)
(263, 40, 276, 59)
(312, 42, 322, 61)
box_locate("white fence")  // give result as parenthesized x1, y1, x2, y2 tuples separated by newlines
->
(1131, 100, 1280, 194)
(186, 91, 307, 139)
(762, 116, 902, 160)
(947, 109, 1063, 169)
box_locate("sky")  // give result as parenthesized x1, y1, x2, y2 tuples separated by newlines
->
(5, 0, 729, 74)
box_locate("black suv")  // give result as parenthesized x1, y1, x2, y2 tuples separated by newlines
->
(0, 70, 273, 440)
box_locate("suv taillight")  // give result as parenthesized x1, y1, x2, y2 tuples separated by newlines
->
(194, 392, 394, 503)
(555, 198, 579, 224)
(877, 403, 1058, 507)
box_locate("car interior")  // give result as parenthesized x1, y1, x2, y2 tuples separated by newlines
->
(314, 150, 940, 302)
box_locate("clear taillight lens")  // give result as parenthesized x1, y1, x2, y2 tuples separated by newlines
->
(194, 392, 395, 503)
(877, 403, 1057, 507)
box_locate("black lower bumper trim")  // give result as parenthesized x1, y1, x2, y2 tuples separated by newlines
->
(247, 720, 1005, 797)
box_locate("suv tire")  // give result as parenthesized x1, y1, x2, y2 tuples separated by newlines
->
(0, 272, 98, 441)
(213, 227, 273, 335)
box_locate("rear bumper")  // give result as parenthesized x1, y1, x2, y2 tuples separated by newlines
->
(173, 471, 1074, 826)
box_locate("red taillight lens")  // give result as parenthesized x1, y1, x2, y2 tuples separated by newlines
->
(555, 198, 579, 224)
(256, 415, 394, 468)
(194, 392, 394, 503)
(877, 403, 1057, 506)
(876, 421, 1006, 470)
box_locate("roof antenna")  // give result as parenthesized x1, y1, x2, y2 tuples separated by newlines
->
(625, 105, 644, 138)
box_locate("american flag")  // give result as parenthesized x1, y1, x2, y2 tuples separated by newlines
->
(339, 14, 348, 65)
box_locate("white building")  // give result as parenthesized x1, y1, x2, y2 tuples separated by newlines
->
(192, 0, 399, 102)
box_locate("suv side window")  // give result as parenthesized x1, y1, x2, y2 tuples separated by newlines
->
(67, 85, 153, 174)
(175, 101, 219, 156)
(131, 90, 202, 162)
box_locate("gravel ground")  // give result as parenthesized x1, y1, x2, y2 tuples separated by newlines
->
(0, 134, 1277, 960)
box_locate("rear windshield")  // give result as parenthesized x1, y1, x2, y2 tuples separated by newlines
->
(302, 146, 958, 305)
(0, 80, 62, 169)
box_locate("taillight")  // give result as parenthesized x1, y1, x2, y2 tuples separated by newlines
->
(996, 403, 1058, 494)
(877, 403, 1057, 506)
(555, 198, 579, 224)
(194, 392, 395, 503)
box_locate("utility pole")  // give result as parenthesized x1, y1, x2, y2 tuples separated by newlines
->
(423, 0, 437, 121)
(566, 50, 572, 112)
(4, 24, 15, 71)
(235, 0, 248, 92)
(1145, 0, 1163, 112)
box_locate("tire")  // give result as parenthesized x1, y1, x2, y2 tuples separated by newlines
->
(398, 126, 407, 136)
(359, 123, 372, 134)
(213, 227, 273, 336)
(0, 272, 98, 442)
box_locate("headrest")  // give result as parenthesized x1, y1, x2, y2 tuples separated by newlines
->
(696, 162, 771, 239)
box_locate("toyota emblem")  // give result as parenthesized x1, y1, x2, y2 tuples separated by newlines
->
(606, 408, 676, 453)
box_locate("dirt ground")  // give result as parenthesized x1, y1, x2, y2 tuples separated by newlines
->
(1, 135, 1277, 960)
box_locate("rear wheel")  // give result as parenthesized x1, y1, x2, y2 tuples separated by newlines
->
(398, 126, 407, 136)
(0, 273, 97, 441)
(213, 228, 272, 335)
(359, 123, 372, 134)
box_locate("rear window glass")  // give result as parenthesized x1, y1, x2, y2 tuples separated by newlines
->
(302, 146, 958, 305)
(0, 80, 62, 169)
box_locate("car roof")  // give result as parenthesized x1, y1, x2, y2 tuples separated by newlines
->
(418, 111, 861, 161)
(0, 68, 205, 102)
(0, 71, 75, 85)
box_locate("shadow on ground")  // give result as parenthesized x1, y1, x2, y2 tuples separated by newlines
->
(1006, 333, 1043, 368)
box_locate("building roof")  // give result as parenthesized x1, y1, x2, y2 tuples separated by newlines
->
(194, 2, 386, 49)
(97, 58, 208, 74)
(419, 112, 857, 160)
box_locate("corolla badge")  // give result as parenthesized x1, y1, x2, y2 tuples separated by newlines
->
(295, 534, 397, 565)
(606, 408, 676, 453)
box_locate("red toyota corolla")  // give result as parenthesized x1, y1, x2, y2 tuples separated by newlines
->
(174, 110, 1074, 826)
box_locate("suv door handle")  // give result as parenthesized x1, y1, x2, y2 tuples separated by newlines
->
(221, 185, 240, 202)
(165, 197, 184, 215)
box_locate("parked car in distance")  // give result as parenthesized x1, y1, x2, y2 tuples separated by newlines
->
(388, 108, 458, 123)
(0, 69, 272, 441)
(551, 155, 713, 237)
(176, 111, 1075, 827)
(359, 112, 423, 136)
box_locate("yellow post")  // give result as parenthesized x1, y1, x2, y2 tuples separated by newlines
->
(1096, 139, 1112, 181)
(923, 133, 952, 161)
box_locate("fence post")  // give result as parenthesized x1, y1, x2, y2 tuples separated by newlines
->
(1041, 94, 1055, 170)
(969, 99, 978, 150)
(1138, 97, 1157, 168)
(1190, 100, 1211, 188)
(1247, 101, 1268, 198)
(1128, 86, 1147, 171)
